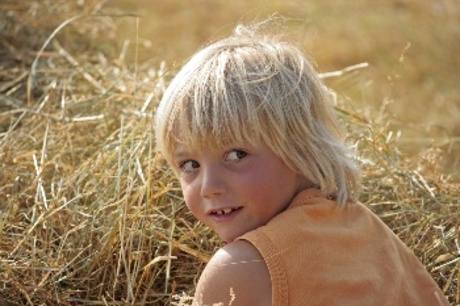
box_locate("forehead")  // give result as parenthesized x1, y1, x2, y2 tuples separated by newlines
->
(172, 141, 195, 159)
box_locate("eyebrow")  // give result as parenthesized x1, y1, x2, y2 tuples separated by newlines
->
(172, 146, 192, 160)
(172, 152, 187, 160)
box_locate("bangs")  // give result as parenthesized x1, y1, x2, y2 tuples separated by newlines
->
(163, 48, 268, 158)
(170, 87, 260, 152)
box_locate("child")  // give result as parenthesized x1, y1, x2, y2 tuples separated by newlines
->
(155, 22, 449, 306)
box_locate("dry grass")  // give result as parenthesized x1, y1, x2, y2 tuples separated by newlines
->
(0, 1, 459, 305)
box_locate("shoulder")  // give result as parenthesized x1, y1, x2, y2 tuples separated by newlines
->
(193, 240, 271, 306)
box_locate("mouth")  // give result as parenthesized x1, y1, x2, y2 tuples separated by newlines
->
(209, 206, 243, 216)
(209, 206, 243, 223)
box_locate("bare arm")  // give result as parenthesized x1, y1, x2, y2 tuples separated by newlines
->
(193, 240, 272, 306)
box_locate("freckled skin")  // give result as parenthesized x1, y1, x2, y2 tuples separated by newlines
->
(173, 142, 312, 242)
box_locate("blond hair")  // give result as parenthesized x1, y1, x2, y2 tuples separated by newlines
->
(155, 23, 360, 204)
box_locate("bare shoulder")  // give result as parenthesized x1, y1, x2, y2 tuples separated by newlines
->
(193, 240, 271, 306)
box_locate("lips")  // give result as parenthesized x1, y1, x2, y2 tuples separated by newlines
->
(208, 206, 243, 222)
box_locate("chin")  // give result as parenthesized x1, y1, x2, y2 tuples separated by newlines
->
(218, 232, 239, 243)
(222, 230, 251, 243)
(220, 236, 235, 243)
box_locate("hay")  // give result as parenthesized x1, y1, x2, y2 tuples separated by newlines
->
(0, 1, 458, 305)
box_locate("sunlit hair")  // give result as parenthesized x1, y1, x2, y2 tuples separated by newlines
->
(155, 22, 360, 204)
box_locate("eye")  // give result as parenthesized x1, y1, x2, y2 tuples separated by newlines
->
(180, 160, 200, 172)
(226, 149, 247, 161)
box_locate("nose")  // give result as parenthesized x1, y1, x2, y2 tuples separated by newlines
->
(200, 164, 226, 198)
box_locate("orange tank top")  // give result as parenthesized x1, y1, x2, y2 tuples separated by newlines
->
(238, 188, 449, 305)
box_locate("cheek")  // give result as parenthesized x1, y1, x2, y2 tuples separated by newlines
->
(238, 168, 275, 200)
(180, 182, 200, 213)
(246, 163, 295, 200)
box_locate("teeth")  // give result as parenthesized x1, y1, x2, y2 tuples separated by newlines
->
(215, 208, 235, 215)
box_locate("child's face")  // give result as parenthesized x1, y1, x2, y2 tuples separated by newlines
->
(172, 141, 311, 242)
